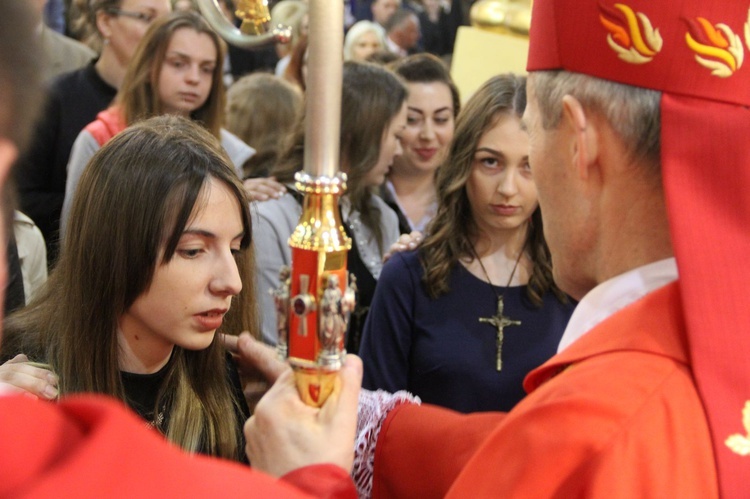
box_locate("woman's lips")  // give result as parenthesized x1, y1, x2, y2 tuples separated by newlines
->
(414, 148, 437, 161)
(193, 309, 226, 331)
(491, 204, 520, 216)
(179, 92, 199, 103)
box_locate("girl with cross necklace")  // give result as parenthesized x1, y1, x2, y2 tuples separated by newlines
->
(359, 74, 575, 413)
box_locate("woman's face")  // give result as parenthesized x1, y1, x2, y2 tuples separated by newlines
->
(392, 81, 455, 176)
(465, 114, 538, 238)
(118, 178, 244, 370)
(364, 102, 408, 186)
(100, 0, 171, 67)
(158, 27, 217, 116)
(351, 30, 383, 61)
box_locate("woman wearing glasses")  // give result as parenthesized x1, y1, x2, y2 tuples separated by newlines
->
(14, 0, 171, 265)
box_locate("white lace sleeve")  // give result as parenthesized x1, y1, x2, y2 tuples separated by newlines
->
(352, 389, 420, 498)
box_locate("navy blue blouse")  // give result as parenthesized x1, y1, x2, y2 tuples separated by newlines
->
(359, 250, 575, 413)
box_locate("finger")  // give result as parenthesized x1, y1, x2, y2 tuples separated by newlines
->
(220, 332, 239, 354)
(236, 333, 289, 383)
(319, 354, 362, 424)
(0, 370, 58, 399)
(5, 354, 29, 364)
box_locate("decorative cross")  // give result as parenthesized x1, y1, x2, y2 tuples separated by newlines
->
(479, 296, 521, 371)
(291, 274, 315, 337)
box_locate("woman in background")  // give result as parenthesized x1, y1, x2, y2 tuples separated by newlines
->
(344, 20, 386, 62)
(61, 11, 254, 232)
(360, 74, 574, 413)
(382, 53, 459, 234)
(225, 73, 302, 180)
(4, 115, 256, 462)
(254, 62, 407, 352)
(16, 0, 171, 263)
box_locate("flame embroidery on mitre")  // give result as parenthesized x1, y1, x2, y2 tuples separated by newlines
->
(725, 401, 750, 456)
(685, 16, 744, 77)
(599, 3, 663, 64)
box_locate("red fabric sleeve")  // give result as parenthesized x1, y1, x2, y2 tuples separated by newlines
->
(372, 403, 505, 499)
(282, 464, 357, 499)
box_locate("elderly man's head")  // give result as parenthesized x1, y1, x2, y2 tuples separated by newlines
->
(371, 0, 401, 26)
(385, 8, 420, 51)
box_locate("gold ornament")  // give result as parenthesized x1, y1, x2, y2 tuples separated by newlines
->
(469, 0, 532, 37)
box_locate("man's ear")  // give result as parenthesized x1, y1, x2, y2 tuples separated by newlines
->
(561, 95, 599, 181)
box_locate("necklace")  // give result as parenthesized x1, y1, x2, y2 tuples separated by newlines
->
(471, 245, 523, 371)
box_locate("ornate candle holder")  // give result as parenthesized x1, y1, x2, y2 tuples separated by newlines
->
(273, 172, 355, 407)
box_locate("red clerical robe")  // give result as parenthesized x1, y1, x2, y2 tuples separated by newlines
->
(373, 282, 719, 498)
(1, 393, 356, 498)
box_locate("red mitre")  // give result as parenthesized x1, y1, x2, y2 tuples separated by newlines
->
(528, 1, 750, 496)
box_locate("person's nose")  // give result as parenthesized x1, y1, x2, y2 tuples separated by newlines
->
(185, 63, 200, 85)
(419, 120, 436, 141)
(209, 250, 243, 298)
(497, 169, 519, 197)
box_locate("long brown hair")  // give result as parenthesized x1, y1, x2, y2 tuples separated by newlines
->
(5, 116, 257, 460)
(420, 74, 566, 306)
(273, 61, 408, 253)
(117, 11, 226, 137)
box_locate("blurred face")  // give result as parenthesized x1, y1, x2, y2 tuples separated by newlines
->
(100, 0, 171, 68)
(466, 114, 538, 239)
(158, 28, 217, 116)
(372, 0, 400, 25)
(393, 81, 455, 176)
(351, 31, 383, 61)
(401, 15, 421, 49)
(365, 102, 408, 186)
(118, 178, 244, 370)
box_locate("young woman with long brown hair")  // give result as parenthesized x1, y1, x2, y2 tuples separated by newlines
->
(60, 10, 254, 233)
(360, 74, 575, 413)
(3, 115, 257, 462)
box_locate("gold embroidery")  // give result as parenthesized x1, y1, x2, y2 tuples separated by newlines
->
(685, 16, 744, 77)
(725, 400, 750, 456)
(599, 3, 662, 64)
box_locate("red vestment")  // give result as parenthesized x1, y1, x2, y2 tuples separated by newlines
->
(373, 283, 718, 498)
(1, 394, 356, 498)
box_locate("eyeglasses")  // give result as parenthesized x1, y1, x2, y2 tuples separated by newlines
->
(106, 8, 158, 24)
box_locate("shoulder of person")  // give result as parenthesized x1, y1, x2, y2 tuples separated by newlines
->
(220, 128, 256, 166)
(253, 192, 301, 223)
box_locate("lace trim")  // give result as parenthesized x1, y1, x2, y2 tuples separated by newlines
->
(352, 389, 420, 498)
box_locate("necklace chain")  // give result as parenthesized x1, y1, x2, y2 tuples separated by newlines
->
(470, 244, 524, 295)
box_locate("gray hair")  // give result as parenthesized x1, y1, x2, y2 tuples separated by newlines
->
(531, 70, 661, 172)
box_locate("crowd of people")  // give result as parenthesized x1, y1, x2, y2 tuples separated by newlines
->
(0, 0, 747, 497)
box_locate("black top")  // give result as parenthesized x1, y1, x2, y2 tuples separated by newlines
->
(4, 239, 25, 315)
(121, 352, 250, 463)
(15, 60, 117, 264)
